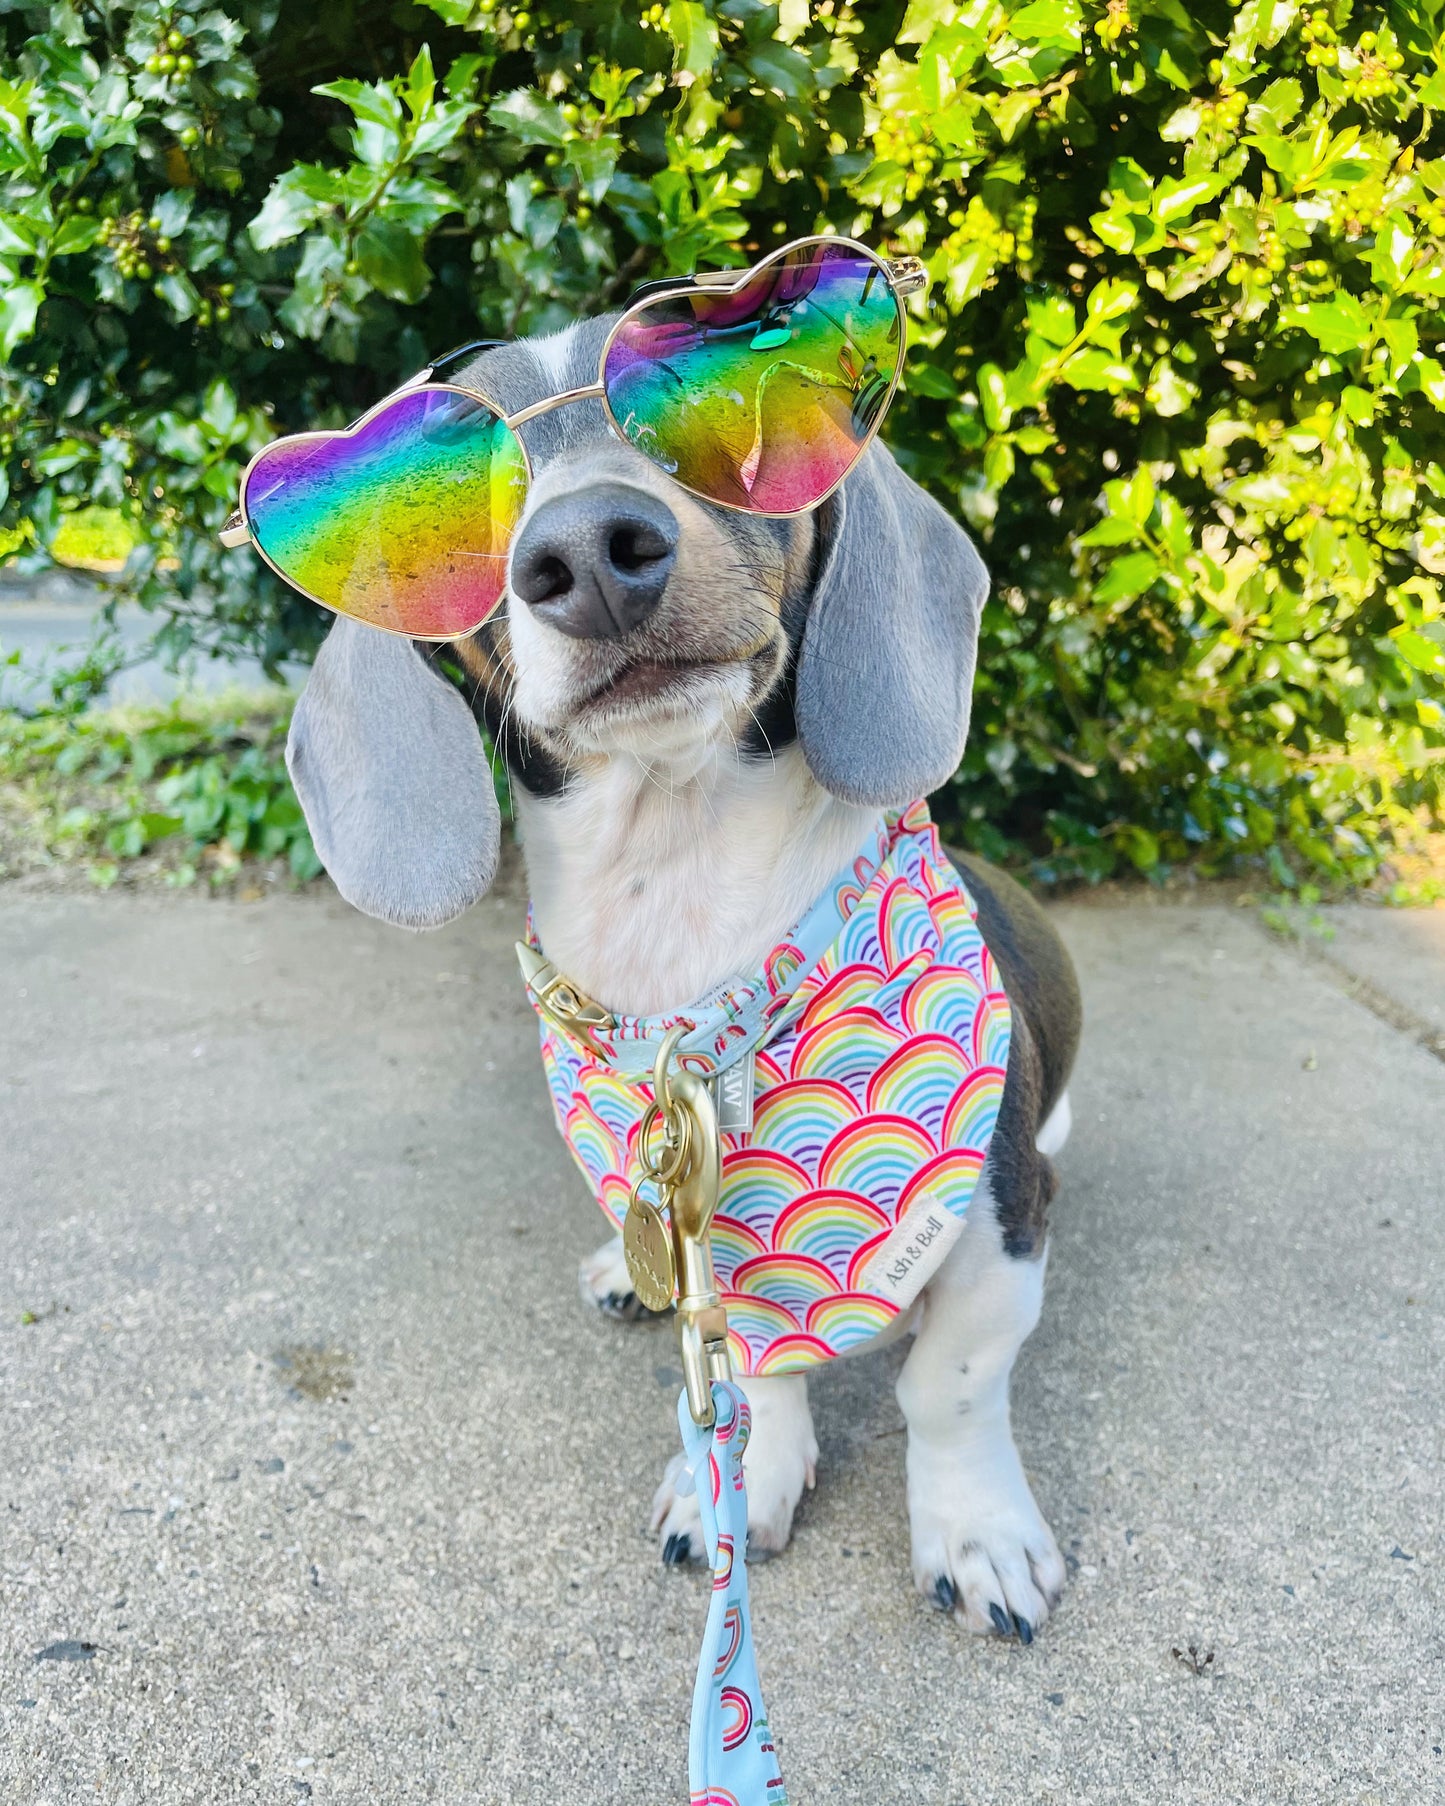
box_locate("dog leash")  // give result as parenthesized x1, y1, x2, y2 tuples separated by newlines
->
(629, 1027, 788, 1804)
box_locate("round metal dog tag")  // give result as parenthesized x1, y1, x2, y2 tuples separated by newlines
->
(624, 1198, 677, 1313)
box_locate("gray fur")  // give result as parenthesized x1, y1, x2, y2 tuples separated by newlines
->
(286, 615, 500, 929)
(796, 440, 989, 806)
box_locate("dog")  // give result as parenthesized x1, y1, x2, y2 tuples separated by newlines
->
(283, 315, 1082, 1642)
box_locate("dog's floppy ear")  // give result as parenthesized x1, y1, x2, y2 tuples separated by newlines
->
(795, 439, 989, 806)
(286, 615, 500, 929)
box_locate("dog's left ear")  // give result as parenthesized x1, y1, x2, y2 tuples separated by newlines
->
(795, 439, 989, 806)
(286, 615, 501, 929)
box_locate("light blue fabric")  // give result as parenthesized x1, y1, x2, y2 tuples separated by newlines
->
(679, 1383, 788, 1805)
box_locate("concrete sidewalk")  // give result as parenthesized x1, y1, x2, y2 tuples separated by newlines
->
(0, 570, 306, 709)
(1, 879, 1440, 1804)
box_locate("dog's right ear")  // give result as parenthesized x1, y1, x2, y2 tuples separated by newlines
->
(286, 616, 500, 930)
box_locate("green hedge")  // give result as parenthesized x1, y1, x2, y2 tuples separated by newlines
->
(2, 0, 1443, 884)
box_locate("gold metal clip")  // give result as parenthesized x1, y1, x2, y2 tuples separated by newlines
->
(657, 1040, 730, 1428)
(515, 943, 616, 1056)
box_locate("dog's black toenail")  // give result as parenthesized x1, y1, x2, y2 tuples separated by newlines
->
(933, 1576, 956, 1612)
(662, 1533, 690, 1566)
(989, 1602, 1011, 1636)
(1013, 1614, 1034, 1645)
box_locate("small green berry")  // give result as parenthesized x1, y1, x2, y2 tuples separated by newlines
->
(154, 234, 171, 253)
(135, 259, 153, 281)
(218, 281, 235, 298)
(215, 303, 231, 322)
(344, 258, 360, 275)
(180, 126, 200, 146)
(514, 9, 532, 26)
(167, 28, 185, 49)
(157, 52, 176, 73)
(176, 54, 194, 73)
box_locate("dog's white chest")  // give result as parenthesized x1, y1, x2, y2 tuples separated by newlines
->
(517, 745, 876, 1016)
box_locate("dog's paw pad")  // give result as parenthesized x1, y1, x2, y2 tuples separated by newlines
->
(578, 1236, 667, 1323)
(909, 1464, 1065, 1640)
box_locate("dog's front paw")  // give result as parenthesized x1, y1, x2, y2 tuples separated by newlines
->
(907, 1437, 1065, 1642)
(650, 1376, 818, 1564)
(577, 1235, 667, 1323)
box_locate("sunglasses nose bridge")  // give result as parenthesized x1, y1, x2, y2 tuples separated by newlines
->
(504, 380, 608, 432)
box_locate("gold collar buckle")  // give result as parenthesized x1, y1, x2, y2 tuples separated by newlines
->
(515, 943, 616, 1056)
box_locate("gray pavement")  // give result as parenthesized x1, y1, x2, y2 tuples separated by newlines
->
(0, 571, 304, 708)
(1320, 904, 1445, 1053)
(1, 875, 1441, 1804)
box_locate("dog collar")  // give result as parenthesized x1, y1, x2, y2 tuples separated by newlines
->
(516, 813, 895, 1079)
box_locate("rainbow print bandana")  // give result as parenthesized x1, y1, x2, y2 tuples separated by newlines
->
(533, 802, 1011, 1374)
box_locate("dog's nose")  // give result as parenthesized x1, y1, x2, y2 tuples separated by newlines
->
(510, 484, 678, 639)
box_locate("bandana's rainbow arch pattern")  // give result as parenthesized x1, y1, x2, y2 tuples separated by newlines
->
(538, 803, 1011, 1374)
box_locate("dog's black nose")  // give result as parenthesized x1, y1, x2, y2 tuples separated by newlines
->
(510, 484, 678, 639)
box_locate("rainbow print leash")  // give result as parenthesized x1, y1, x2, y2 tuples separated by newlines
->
(680, 1382, 788, 1806)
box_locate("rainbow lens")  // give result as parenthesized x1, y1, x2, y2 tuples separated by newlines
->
(242, 385, 528, 639)
(601, 242, 904, 514)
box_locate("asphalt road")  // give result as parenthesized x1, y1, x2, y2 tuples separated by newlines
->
(1, 879, 1440, 1804)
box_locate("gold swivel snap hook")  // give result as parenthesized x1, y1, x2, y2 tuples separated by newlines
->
(621, 1026, 731, 1427)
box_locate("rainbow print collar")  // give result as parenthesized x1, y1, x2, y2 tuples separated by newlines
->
(532, 802, 1011, 1374)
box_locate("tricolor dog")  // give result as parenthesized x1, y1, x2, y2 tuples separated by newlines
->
(282, 302, 1082, 1642)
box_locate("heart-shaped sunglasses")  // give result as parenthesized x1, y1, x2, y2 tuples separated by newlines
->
(219, 235, 926, 641)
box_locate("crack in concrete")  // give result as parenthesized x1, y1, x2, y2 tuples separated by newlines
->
(1272, 925, 1445, 1067)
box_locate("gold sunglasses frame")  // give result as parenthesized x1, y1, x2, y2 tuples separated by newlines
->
(218, 234, 927, 642)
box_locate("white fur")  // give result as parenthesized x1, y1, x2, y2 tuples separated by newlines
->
(518, 742, 876, 1016)
(529, 320, 584, 390)
(578, 1233, 648, 1317)
(1035, 1088, 1072, 1157)
(896, 1174, 1065, 1634)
